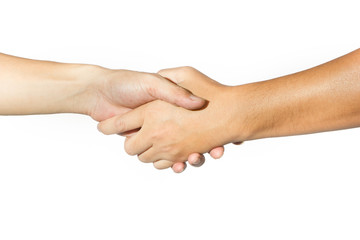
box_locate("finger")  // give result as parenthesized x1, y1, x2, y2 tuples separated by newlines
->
(172, 162, 187, 173)
(209, 146, 225, 159)
(153, 160, 173, 170)
(188, 153, 205, 167)
(124, 131, 152, 156)
(137, 147, 160, 163)
(149, 75, 205, 110)
(92, 107, 131, 122)
(118, 128, 139, 137)
(97, 105, 146, 135)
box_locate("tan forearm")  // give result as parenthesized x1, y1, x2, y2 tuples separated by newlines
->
(0, 53, 97, 115)
(231, 49, 360, 141)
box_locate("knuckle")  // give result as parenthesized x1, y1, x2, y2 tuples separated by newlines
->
(97, 123, 107, 134)
(173, 90, 191, 106)
(172, 86, 189, 97)
(124, 140, 136, 156)
(160, 145, 173, 155)
(153, 162, 162, 169)
(153, 161, 171, 170)
(150, 131, 161, 141)
(179, 66, 196, 74)
(147, 72, 162, 82)
(154, 165, 164, 170)
(146, 85, 158, 98)
(157, 69, 166, 75)
(157, 66, 197, 82)
(144, 74, 164, 97)
(149, 124, 170, 142)
(138, 154, 150, 163)
(153, 160, 168, 170)
(115, 118, 126, 133)
(162, 144, 183, 161)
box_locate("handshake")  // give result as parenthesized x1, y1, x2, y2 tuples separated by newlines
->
(95, 66, 244, 173)
(2, 49, 359, 173)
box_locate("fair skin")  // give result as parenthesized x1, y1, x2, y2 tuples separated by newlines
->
(0, 53, 225, 172)
(98, 49, 360, 169)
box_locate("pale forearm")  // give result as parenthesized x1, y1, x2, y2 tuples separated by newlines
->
(0, 53, 99, 115)
(231, 49, 360, 141)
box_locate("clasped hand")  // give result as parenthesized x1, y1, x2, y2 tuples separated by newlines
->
(98, 67, 239, 173)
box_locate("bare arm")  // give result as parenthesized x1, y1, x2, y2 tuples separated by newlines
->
(232, 48, 360, 141)
(0, 53, 92, 115)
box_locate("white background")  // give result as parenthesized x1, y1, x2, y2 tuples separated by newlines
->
(0, 0, 360, 239)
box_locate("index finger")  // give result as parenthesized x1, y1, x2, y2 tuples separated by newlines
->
(97, 105, 146, 135)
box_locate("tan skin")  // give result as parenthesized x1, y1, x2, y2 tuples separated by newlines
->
(98, 49, 360, 169)
(0, 53, 225, 172)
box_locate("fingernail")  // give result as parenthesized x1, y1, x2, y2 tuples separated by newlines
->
(192, 157, 201, 165)
(175, 167, 184, 173)
(189, 94, 204, 102)
(193, 155, 205, 165)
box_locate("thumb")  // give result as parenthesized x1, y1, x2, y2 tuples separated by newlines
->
(158, 66, 222, 97)
(151, 75, 205, 110)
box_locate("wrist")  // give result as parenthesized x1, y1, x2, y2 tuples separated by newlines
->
(63, 64, 110, 116)
(0, 53, 111, 116)
(204, 85, 250, 145)
(225, 83, 272, 142)
(0, 58, 106, 115)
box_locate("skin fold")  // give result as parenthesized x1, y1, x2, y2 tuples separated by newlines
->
(98, 49, 360, 168)
(0, 53, 225, 172)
